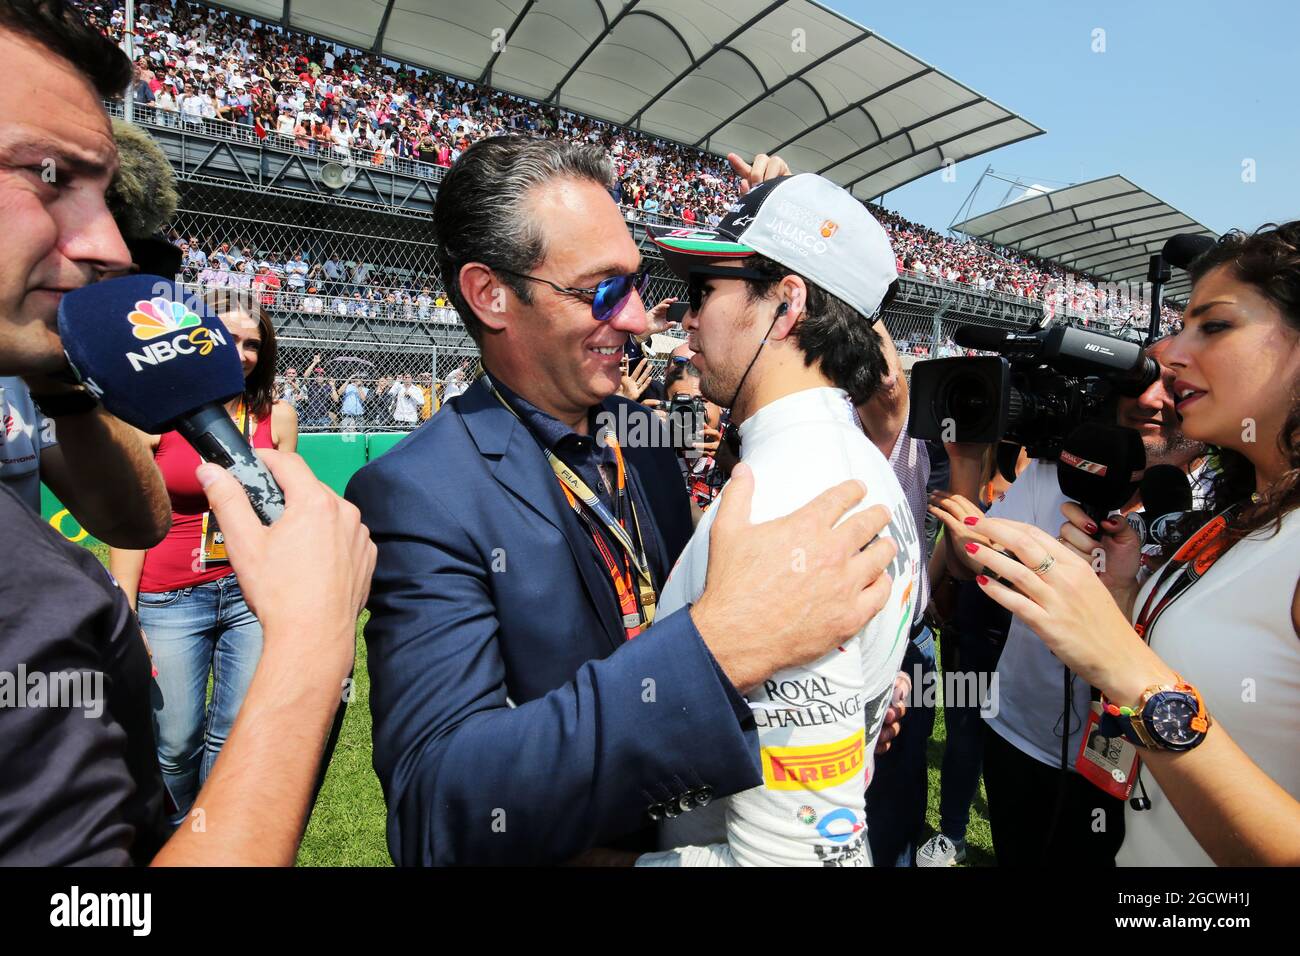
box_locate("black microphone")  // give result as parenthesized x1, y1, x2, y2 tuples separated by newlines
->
(1162, 234, 1216, 270)
(58, 275, 285, 524)
(1136, 463, 1194, 547)
(1056, 422, 1146, 532)
(954, 325, 1013, 351)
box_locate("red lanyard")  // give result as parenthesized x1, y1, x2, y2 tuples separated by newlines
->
(559, 480, 646, 640)
(1133, 505, 1239, 639)
(555, 435, 655, 640)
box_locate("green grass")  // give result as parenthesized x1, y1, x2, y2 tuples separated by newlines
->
(924, 645, 996, 867)
(296, 613, 390, 866)
(93, 539, 992, 866)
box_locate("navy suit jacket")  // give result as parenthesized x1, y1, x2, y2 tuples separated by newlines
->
(345, 377, 760, 865)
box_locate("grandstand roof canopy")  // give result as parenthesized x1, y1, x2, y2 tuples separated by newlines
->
(952, 174, 1216, 300)
(211, 0, 1044, 200)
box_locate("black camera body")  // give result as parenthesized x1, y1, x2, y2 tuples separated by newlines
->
(909, 324, 1159, 462)
(668, 393, 707, 452)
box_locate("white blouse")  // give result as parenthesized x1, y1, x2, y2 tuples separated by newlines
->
(1118, 508, 1300, 866)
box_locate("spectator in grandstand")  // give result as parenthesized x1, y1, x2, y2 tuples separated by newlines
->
(386, 372, 424, 427)
(252, 260, 281, 307)
(338, 373, 368, 430)
(346, 136, 899, 865)
(279, 366, 304, 411)
(302, 285, 324, 313)
(109, 297, 299, 826)
(301, 356, 337, 429)
(227, 258, 252, 290)
(440, 365, 469, 402)
(285, 251, 308, 291)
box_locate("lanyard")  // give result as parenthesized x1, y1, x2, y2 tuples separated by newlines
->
(1133, 504, 1240, 640)
(234, 397, 252, 441)
(484, 376, 656, 638)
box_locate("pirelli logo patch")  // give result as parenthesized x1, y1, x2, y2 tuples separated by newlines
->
(761, 730, 865, 791)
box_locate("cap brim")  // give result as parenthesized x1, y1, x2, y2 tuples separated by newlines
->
(646, 225, 755, 279)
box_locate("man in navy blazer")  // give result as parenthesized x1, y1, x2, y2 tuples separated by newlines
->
(346, 137, 898, 865)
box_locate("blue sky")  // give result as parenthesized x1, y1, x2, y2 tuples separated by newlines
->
(834, 0, 1298, 237)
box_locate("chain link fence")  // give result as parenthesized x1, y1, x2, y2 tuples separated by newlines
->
(165, 173, 1026, 433)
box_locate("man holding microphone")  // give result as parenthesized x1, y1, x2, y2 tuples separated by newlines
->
(0, 0, 375, 865)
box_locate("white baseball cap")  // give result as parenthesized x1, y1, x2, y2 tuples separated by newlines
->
(648, 173, 898, 321)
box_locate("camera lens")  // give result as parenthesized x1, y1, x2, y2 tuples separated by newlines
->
(939, 370, 997, 435)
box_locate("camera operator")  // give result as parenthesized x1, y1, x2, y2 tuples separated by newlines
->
(929, 335, 1205, 865)
(960, 224, 1300, 865)
(0, 0, 374, 866)
(852, 315, 939, 868)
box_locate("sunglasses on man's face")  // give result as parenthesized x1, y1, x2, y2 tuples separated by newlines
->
(494, 267, 650, 323)
(685, 265, 772, 314)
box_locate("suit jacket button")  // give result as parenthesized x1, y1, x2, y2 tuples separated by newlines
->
(663, 799, 682, 818)
(695, 786, 714, 807)
(647, 803, 664, 822)
(679, 793, 695, 813)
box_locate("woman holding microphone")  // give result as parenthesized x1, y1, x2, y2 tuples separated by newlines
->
(958, 222, 1300, 865)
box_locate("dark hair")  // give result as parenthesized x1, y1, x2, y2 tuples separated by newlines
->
(1186, 221, 1300, 543)
(0, 0, 133, 98)
(202, 291, 278, 420)
(739, 255, 889, 406)
(432, 136, 612, 344)
(664, 359, 700, 394)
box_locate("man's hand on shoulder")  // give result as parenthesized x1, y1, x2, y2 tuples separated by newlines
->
(690, 463, 897, 693)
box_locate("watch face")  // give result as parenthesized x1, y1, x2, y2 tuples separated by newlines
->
(1148, 694, 1199, 745)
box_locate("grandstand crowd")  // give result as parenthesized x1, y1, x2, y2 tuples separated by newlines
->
(81, 0, 1180, 337)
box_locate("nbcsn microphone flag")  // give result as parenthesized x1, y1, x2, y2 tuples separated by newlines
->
(58, 275, 285, 523)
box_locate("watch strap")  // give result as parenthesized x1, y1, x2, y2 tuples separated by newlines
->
(1101, 675, 1210, 751)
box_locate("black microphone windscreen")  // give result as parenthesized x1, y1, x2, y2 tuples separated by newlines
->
(1139, 464, 1193, 522)
(127, 235, 183, 278)
(954, 325, 1010, 351)
(1057, 422, 1147, 515)
(1162, 234, 1217, 270)
(58, 275, 245, 433)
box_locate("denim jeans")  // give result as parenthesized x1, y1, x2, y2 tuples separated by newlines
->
(865, 626, 936, 867)
(936, 621, 1002, 841)
(138, 574, 263, 827)
(937, 579, 1011, 843)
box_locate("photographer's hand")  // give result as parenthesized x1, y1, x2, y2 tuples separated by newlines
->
(643, 297, 678, 337)
(692, 424, 721, 456)
(617, 358, 653, 401)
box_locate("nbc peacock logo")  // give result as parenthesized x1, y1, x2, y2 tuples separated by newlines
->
(123, 297, 227, 373)
(128, 298, 202, 340)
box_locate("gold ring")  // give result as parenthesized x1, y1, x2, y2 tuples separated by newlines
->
(1030, 554, 1056, 576)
